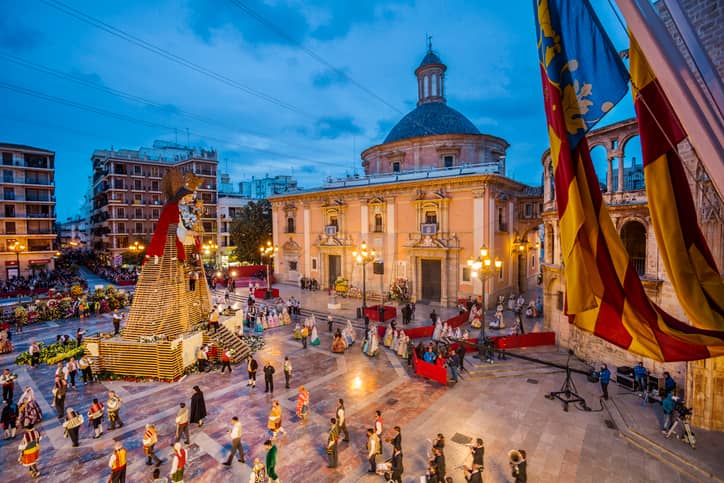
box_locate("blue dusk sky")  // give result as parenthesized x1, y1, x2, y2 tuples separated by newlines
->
(1, 0, 638, 220)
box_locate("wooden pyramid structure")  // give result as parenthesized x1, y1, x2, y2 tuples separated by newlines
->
(122, 222, 212, 341)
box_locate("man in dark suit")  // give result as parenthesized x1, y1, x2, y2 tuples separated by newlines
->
(390, 446, 403, 482)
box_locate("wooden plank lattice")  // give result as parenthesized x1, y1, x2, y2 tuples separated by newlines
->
(122, 223, 212, 341)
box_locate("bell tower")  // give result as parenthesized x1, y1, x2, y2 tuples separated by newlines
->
(415, 36, 447, 106)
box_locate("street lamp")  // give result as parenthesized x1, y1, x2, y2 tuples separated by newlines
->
(9, 241, 25, 304)
(467, 245, 502, 347)
(127, 240, 145, 265)
(352, 241, 376, 320)
(259, 240, 278, 299)
(8, 241, 25, 277)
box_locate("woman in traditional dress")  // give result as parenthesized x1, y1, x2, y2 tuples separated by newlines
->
(281, 308, 291, 325)
(295, 386, 310, 423)
(294, 322, 302, 340)
(17, 387, 42, 429)
(453, 327, 462, 340)
(268, 309, 279, 328)
(310, 323, 320, 346)
(267, 400, 285, 439)
(469, 303, 482, 326)
(383, 324, 394, 347)
(397, 332, 408, 358)
(249, 458, 266, 483)
(365, 327, 379, 357)
(391, 329, 400, 351)
(18, 423, 41, 479)
(342, 320, 356, 346)
(331, 331, 346, 353)
(432, 319, 442, 341)
(255, 313, 264, 333)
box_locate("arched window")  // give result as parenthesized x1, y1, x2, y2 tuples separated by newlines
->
(424, 75, 429, 97)
(621, 220, 646, 275)
(286, 217, 295, 233)
(622, 136, 644, 191)
(431, 74, 437, 96)
(589, 145, 608, 192)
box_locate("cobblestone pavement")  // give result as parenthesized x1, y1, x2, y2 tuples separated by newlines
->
(0, 282, 716, 483)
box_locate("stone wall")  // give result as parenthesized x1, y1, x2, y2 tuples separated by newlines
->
(656, 0, 723, 82)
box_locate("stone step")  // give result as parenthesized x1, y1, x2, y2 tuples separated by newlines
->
(463, 363, 565, 379)
(205, 326, 251, 363)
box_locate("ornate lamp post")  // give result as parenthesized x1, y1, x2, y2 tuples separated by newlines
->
(128, 240, 145, 265)
(352, 241, 376, 320)
(259, 240, 278, 299)
(9, 241, 25, 304)
(467, 245, 502, 348)
(9, 241, 25, 272)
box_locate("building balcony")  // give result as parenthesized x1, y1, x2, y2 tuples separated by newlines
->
(1, 159, 53, 170)
(2, 195, 55, 203)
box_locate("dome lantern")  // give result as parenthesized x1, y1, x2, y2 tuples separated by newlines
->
(415, 36, 447, 106)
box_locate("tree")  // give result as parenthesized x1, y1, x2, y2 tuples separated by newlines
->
(230, 200, 272, 264)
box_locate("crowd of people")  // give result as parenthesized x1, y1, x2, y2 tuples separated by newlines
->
(72, 250, 138, 285)
(0, 268, 86, 298)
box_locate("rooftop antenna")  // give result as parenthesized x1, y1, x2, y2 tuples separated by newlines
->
(427, 33, 432, 51)
(186, 128, 190, 146)
(175, 128, 178, 144)
(352, 136, 357, 174)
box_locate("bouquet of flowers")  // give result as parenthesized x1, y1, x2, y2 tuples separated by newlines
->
(389, 278, 410, 303)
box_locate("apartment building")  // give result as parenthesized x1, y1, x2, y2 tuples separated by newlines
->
(58, 215, 90, 248)
(0, 143, 57, 279)
(217, 190, 251, 267)
(89, 140, 218, 261)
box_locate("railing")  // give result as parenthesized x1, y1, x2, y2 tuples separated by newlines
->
(323, 161, 503, 188)
(24, 179, 53, 185)
(26, 213, 54, 218)
(631, 257, 645, 276)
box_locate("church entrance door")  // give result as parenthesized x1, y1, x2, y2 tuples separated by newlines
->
(420, 259, 441, 303)
(327, 255, 341, 289)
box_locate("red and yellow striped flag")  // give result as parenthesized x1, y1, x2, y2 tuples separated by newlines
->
(534, 0, 724, 361)
(630, 36, 724, 331)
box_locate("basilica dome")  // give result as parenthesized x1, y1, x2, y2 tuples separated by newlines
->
(361, 43, 509, 176)
(384, 102, 480, 143)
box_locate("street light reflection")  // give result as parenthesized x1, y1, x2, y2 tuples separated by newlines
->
(352, 375, 363, 390)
